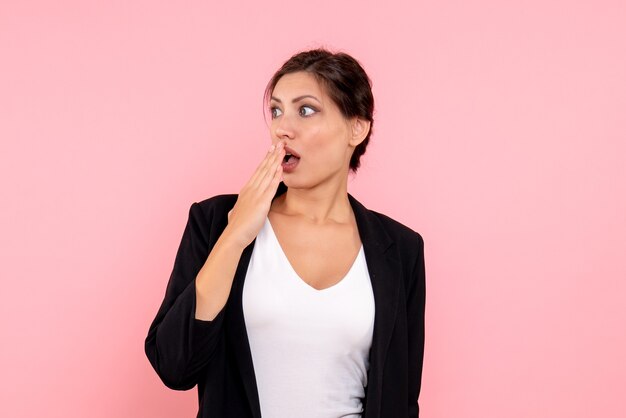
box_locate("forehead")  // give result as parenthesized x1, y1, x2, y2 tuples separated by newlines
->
(271, 71, 326, 100)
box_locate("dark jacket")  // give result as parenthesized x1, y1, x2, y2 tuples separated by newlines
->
(145, 183, 426, 417)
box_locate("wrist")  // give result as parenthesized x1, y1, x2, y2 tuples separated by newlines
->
(218, 225, 249, 252)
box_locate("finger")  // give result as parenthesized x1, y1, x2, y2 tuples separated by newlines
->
(257, 142, 285, 183)
(257, 143, 284, 191)
(249, 142, 283, 188)
(260, 160, 283, 202)
(252, 141, 284, 190)
(247, 143, 277, 187)
(258, 159, 284, 198)
(269, 160, 283, 191)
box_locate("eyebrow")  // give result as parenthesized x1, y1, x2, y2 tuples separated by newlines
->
(270, 95, 321, 104)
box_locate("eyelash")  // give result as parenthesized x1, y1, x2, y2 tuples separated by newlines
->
(300, 105, 317, 117)
(270, 105, 318, 119)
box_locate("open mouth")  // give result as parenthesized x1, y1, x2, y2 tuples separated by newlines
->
(281, 146, 300, 172)
(281, 151, 300, 172)
(283, 153, 299, 164)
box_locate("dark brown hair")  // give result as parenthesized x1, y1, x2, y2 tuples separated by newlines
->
(264, 48, 374, 173)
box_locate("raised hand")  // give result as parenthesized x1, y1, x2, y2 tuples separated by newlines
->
(224, 141, 285, 248)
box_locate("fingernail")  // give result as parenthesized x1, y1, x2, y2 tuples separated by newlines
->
(269, 144, 275, 152)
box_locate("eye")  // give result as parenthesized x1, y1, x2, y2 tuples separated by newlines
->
(270, 107, 283, 119)
(299, 105, 317, 117)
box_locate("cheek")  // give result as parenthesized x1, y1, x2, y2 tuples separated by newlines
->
(315, 133, 349, 165)
(302, 120, 350, 164)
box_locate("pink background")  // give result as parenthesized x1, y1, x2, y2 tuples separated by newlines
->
(1, 1, 624, 417)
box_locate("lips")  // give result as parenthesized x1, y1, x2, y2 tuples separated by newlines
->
(281, 145, 300, 173)
(283, 146, 300, 159)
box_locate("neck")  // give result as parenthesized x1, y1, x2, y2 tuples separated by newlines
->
(272, 175, 354, 225)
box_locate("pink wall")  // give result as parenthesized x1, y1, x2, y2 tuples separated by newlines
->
(1, 1, 624, 417)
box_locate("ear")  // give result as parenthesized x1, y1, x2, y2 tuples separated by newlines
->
(349, 117, 371, 147)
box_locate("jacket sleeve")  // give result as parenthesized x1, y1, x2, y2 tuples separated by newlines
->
(144, 201, 227, 390)
(408, 233, 426, 418)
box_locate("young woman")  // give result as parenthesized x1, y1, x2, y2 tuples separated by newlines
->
(145, 48, 426, 418)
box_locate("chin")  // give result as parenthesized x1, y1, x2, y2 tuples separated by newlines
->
(281, 176, 309, 190)
(281, 177, 298, 188)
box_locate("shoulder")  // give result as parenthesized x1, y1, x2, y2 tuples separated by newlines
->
(188, 182, 284, 222)
(181, 194, 239, 242)
(369, 209, 424, 251)
(360, 206, 426, 291)
(186, 193, 239, 220)
(349, 192, 424, 256)
(195, 193, 239, 210)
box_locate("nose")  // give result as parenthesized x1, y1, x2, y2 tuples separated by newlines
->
(273, 113, 296, 142)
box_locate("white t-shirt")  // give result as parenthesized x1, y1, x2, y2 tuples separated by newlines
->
(243, 216, 375, 418)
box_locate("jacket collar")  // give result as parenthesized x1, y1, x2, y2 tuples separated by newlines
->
(227, 183, 401, 418)
(270, 181, 394, 254)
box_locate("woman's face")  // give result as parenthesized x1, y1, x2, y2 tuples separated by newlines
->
(269, 71, 358, 189)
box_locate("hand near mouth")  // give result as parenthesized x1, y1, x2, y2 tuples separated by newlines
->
(223, 141, 286, 249)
